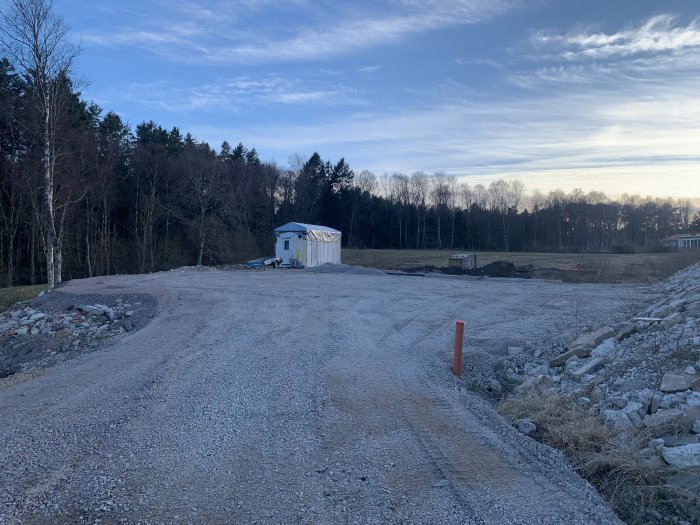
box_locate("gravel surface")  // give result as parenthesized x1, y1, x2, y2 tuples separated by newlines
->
(0, 270, 649, 524)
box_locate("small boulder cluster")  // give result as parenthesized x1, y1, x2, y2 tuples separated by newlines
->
(0, 298, 142, 377)
(498, 262, 700, 470)
(1, 302, 138, 339)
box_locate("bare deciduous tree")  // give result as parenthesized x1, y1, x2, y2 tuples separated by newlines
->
(0, 0, 79, 288)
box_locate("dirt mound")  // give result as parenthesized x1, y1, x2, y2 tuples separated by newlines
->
(403, 261, 535, 278)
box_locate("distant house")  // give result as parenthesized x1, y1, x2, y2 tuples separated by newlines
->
(660, 233, 700, 249)
(274, 222, 341, 268)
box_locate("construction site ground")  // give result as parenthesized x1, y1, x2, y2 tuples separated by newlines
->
(0, 269, 651, 524)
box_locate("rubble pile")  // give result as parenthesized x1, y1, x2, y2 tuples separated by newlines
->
(496, 262, 700, 470)
(0, 297, 148, 378)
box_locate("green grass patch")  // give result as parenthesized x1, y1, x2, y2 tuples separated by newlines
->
(0, 284, 47, 311)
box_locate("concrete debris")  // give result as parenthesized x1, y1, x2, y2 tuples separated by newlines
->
(549, 326, 615, 366)
(660, 373, 697, 393)
(0, 294, 153, 379)
(660, 444, 700, 469)
(570, 357, 607, 379)
(501, 261, 700, 461)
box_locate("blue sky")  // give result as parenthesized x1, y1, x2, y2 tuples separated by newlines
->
(62, 0, 700, 199)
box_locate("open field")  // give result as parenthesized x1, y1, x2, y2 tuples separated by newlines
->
(343, 248, 700, 283)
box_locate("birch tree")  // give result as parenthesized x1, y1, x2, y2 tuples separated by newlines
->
(0, 0, 78, 288)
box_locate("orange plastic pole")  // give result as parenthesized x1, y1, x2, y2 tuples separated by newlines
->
(453, 320, 464, 377)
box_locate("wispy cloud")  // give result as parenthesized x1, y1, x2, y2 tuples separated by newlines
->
(533, 15, 700, 61)
(95, 75, 362, 112)
(78, 0, 518, 64)
(188, 73, 700, 198)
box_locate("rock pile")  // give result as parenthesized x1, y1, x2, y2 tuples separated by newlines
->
(0, 300, 139, 340)
(0, 295, 149, 379)
(168, 265, 220, 272)
(496, 262, 700, 470)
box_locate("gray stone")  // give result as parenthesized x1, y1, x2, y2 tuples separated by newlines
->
(515, 418, 537, 435)
(609, 396, 628, 409)
(661, 444, 700, 469)
(660, 373, 696, 393)
(16, 326, 28, 335)
(644, 408, 684, 428)
(589, 386, 605, 403)
(661, 434, 699, 447)
(685, 366, 697, 375)
(615, 322, 637, 341)
(693, 421, 700, 434)
(78, 305, 104, 316)
(622, 401, 644, 415)
(29, 312, 46, 322)
(570, 357, 607, 380)
(604, 409, 633, 432)
(661, 312, 683, 328)
(549, 326, 615, 366)
(591, 338, 615, 358)
(627, 411, 644, 429)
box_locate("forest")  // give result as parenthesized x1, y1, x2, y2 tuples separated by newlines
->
(1, 2, 699, 288)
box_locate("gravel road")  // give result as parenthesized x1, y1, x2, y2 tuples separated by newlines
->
(0, 270, 647, 524)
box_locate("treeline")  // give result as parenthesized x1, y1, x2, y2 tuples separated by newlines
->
(1, 2, 699, 287)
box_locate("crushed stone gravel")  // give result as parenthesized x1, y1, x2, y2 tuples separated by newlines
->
(0, 269, 647, 524)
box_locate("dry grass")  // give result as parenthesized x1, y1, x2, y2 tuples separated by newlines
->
(0, 285, 46, 311)
(499, 392, 700, 524)
(500, 392, 612, 455)
(343, 249, 700, 283)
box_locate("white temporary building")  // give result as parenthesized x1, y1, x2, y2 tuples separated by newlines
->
(274, 222, 342, 268)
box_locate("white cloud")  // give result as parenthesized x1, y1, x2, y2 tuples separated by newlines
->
(187, 75, 700, 199)
(533, 14, 700, 61)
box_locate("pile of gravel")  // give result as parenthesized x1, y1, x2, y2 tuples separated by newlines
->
(168, 265, 220, 272)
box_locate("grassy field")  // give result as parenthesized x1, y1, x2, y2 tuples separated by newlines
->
(343, 248, 700, 283)
(0, 284, 46, 311)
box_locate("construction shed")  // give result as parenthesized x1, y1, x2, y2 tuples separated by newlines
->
(274, 222, 341, 268)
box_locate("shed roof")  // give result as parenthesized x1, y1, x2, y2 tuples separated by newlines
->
(274, 222, 340, 234)
(661, 233, 700, 242)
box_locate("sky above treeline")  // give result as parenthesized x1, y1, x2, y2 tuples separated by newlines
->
(62, 0, 700, 199)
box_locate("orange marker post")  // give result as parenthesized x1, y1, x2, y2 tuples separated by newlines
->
(453, 320, 464, 377)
